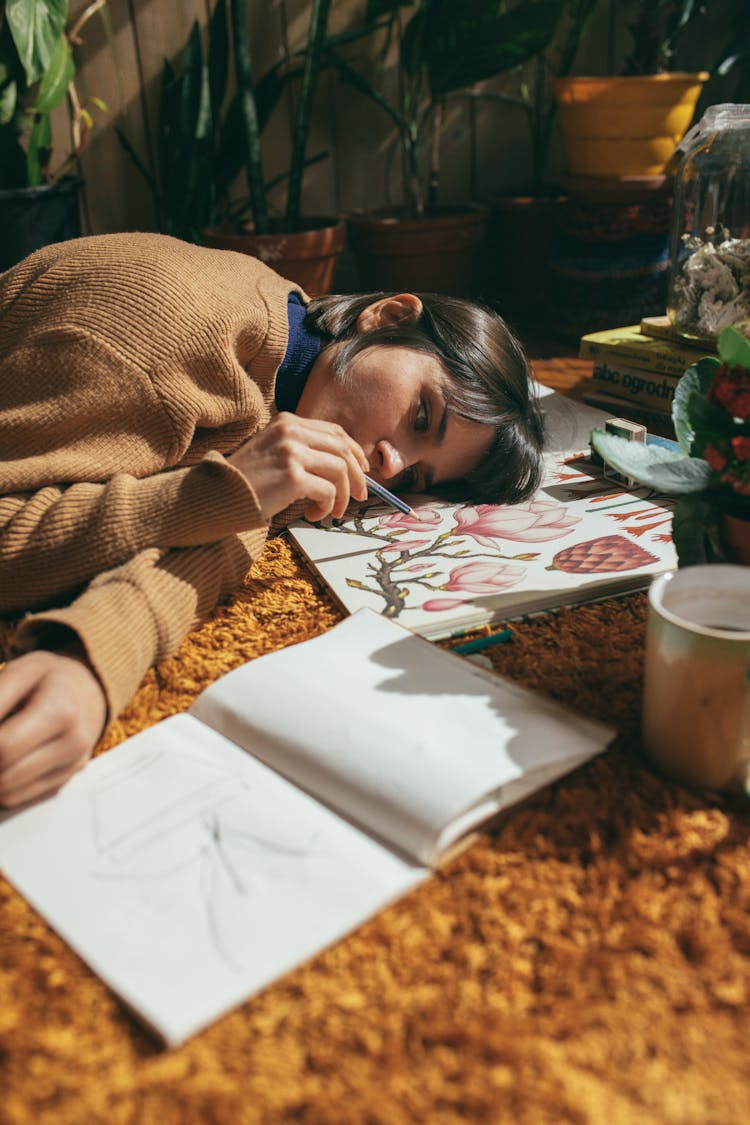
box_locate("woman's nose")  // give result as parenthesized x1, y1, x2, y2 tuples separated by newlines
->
(374, 440, 405, 480)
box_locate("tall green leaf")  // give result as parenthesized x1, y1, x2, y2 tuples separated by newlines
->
(6, 0, 68, 87)
(33, 32, 73, 112)
(231, 0, 267, 233)
(207, 0, 229, 125)
(286, 0, 332, 231)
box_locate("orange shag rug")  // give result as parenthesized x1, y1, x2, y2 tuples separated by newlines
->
(1, 533, 749, 1125)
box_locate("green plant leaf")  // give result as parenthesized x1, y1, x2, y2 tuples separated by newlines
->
(114, 125, 156, 193)
(366, 0, 413, 19)
(0, 120, 27, 187)
(254, 58, 305, 132)
(33, 33, 73, 111)
(590, 429, 712, 494)
(6, 0, 68, 87)
(180, 22, 210, 141)
(0, 78, 17, 125)
(671, 493, 723, 567)
(323, 48, 404, 129)
(718, 325, 750, 369)
(167, 22, 216, 239)
(672, 356, 720, 452)
(231, 0, 268, 233)
(207, 0, 229, 126)
(411, 0, 562, 97)
(284, 0, 333, 231)
(26, 107, 51, 184)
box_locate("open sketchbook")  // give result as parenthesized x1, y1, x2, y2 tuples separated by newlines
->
(0, 610, 613, 1047)
(287, 388, 678, 640)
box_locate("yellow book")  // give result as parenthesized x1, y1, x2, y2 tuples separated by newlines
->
(589, 357, 679, 413)
(580, 323, 715, 377)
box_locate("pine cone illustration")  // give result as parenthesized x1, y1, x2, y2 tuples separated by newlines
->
(548, 535, 659, 574)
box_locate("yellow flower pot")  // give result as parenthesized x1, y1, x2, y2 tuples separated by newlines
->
(554, 73, 708, 178)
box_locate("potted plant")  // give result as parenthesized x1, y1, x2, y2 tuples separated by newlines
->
(553, 0, 714, 180)
(119, 0, 350, 294)
(478, 0, 600, 313)
(590, 326, 750, 566)
(328, 0, 562, 294)
(0, 0, 106, 270)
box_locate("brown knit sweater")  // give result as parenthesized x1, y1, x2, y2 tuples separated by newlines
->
(0, 232, 302, 719)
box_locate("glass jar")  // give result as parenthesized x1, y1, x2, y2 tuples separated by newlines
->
(667, 103, 750, 343)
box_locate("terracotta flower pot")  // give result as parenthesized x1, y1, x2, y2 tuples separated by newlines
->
(346, 205, 490, 296)
(202, 217, 346, 296)
(554, 73, 708, 178)
(479, 193, 566, 315)
(721, 511, 750, 566)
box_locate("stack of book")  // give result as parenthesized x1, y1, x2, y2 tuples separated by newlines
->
(579, 315, 716, 431)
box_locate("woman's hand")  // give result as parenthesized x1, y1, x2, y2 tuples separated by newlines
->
(228, 412, 369, 522)
(0, 648, 108, 807)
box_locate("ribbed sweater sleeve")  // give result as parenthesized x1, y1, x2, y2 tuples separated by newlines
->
(0, 455, 263, 613)
(13, 526, 267, 719)
(1, 232, 305, 718)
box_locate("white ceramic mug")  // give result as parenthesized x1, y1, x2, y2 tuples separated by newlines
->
(642, 565, 750, 790)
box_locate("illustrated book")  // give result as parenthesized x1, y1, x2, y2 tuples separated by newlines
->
(0, 610, 613, 1047)
(285, 388, 678, 642)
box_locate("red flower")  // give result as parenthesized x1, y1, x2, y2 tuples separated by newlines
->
(704, 442, 728, 472)
(722, 470, 750, 496)
(708, 363, 750, 420)
(731, 434, 750, 462)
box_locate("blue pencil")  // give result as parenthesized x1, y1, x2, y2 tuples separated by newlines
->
(364, 475, 412, 514)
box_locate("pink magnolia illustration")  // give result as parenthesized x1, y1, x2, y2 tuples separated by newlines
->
(423, 560, 525, 612)
(380, 538, 432, 553)
(335, 501, 540, 618)
(444, 559, 526, 594)
(310, 461, 673, 621)
(377, 507, 443, 534)
(453, 500, 580, 546)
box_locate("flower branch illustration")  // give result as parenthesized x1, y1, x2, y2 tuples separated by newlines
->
(308, 456, 675, 621)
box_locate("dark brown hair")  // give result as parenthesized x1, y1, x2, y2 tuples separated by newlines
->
(306, 292, 545, 504)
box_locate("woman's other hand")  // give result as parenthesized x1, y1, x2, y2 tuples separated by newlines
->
(0, 648, 108, 807)
(228, 412, 369, 522)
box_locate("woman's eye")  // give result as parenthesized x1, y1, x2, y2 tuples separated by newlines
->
(414, 399, 430, 433)
(401, 467, 419, 491)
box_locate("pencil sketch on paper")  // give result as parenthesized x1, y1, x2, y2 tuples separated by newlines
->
(298, 455, 675, 621)
(87, 745, 322, 973)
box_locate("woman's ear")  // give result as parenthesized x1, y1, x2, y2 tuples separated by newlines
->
(356, 293, 423, 332)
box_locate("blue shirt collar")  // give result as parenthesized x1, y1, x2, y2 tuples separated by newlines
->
(274, 292, 323, 412)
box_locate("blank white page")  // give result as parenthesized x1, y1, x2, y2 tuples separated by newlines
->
(191, 610, 613, 865)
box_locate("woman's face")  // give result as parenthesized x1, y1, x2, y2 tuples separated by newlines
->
(296, 343, 493, 494)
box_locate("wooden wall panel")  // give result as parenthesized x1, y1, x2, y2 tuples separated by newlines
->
(71, 0, 157, 233)
(50, 0, 483, 233)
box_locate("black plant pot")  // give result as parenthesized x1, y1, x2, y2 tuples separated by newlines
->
(0, 178, 82, 271)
